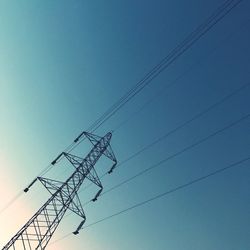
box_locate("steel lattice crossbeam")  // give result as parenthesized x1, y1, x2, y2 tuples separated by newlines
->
(2, 132, 117, 250)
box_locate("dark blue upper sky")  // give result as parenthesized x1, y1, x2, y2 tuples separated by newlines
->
(0, 1, 250, 249)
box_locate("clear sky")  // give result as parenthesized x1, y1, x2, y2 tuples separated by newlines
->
(0, 0, 250, 249)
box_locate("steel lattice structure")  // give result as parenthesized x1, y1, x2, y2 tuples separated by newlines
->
(2, 132, 117, 250)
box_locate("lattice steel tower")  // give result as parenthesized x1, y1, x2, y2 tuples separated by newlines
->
(2, 131, 117, 250)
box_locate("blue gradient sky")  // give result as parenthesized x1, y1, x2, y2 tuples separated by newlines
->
(0, 1, 250, 249)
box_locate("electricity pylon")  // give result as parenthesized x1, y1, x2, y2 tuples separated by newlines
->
(2, 131, 117, 250)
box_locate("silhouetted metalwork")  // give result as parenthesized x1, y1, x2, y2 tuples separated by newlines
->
(2, 132, 117, 250)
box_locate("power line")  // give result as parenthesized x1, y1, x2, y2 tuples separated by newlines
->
(68, 0, 244, 170)
(112, 18, 250, 132)
(67, 3, 249, 186)
(25, 0, 245, 184)
(67, 109, 250, 220)
(78, 81, 250, 194)
(0, 190, 23, 215)
(100, 112, 250, 198)
(50, 155, 250, 246)
(75, 0, 243, 136)
(115, 82, 250, 168)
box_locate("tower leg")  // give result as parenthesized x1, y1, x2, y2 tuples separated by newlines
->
(73, 219, 86, 235)
(92, 187, 103, 202)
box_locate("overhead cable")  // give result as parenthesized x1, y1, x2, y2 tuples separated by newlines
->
(70, 109, 250, 217)
(50, 154, 250, 246)
(79, 81, 250, 194)
(75, 0, 242, 136)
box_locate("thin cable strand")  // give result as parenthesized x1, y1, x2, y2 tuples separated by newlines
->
(77, 0, 242, 135)
(50, 155, 250, 245)
(67, 110, 250, 219)
(112, 19, 250, 132)
(78, 81, 250, 194)
(90, 0, 243, 133)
